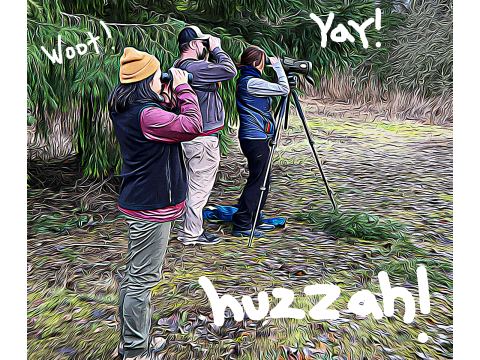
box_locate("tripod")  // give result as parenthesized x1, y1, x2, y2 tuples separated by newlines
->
(247, 75, 337, 248)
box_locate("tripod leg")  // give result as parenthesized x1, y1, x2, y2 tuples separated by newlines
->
(283, 95, 290, 130)
(291, 89, 337, 210)
(247, 96, 289, 248)
(274, 98, 282, 120)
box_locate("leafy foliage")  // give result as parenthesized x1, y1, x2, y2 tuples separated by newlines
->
(387, 0, 453, 97)
(354, 0, 452, 98)
(27, 0, 450, 177)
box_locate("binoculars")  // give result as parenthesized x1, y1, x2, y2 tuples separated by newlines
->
(161, 70, 193, 84)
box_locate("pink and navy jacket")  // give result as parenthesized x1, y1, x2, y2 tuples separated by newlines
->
(110, 83, 202, 222)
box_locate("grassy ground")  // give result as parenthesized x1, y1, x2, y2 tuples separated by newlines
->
(27, 113, 452, 360)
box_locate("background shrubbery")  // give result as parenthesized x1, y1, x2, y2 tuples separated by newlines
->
(27, 0, 452, 178)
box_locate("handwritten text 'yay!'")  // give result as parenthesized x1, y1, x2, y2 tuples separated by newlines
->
(310, 8, 382, 49)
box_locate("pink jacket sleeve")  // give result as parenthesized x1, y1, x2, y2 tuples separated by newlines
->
(140, 83, 203, 143)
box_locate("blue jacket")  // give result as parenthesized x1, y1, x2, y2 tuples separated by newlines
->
(236, 66, 275, 140)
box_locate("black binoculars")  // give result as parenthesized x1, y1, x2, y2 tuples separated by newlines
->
(161, 70, 193, 84)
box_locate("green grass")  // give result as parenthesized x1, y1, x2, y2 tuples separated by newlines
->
(294, 209, 409, 242)
(294, 208, 453, 291)
(28, 213, 91, 234)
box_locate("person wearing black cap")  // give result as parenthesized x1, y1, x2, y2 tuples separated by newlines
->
(173, 25, 237, 245)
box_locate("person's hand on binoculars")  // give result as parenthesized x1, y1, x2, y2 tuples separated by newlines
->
(170, 68, 190, 89)
(208, 36, 221, 51)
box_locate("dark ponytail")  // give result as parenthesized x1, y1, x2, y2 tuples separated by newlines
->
(235, 46, 266, 69)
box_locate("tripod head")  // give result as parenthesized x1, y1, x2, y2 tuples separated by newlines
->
(287, 74, 299, 88)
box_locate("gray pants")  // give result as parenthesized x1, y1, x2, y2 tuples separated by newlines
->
(178, 136, 220, 239)
(119, 217, 172, 358)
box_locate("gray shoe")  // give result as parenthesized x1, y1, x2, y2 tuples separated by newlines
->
(119, 337, 166, 358)
(181, 232, 221, 245)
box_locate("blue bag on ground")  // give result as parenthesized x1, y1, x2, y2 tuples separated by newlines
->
(203, 205, 286, 227)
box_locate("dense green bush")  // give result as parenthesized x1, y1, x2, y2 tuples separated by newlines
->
(28, 0, 451, 178)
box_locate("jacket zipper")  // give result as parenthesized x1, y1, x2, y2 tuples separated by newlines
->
(166, 152, 172, 203)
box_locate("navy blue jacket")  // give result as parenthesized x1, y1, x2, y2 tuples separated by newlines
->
(236, 66, 275, 140)
(110, 103, 187, 210)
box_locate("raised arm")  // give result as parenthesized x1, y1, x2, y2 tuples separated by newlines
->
(140, 83, 203, 143)
(246, 61, 289, 97)
(187, 38, 237, 84)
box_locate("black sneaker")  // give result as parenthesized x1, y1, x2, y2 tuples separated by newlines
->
(181, 232, 221, 245)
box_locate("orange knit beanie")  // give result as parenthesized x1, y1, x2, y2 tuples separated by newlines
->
(119, 47, 160, 83)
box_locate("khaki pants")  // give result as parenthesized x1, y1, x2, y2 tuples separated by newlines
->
(119, 217, 172, 358)
(179, 136, 220, 239)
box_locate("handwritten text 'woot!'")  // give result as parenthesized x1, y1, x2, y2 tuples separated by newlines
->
(40, 21, 113, 64)
(199, 266, 431, 343)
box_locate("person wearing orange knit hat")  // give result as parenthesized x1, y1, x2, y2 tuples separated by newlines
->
(108, 47, 203, 360)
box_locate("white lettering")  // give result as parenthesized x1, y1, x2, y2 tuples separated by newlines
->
(348, 290, 383, 319)
(347, 18, 375, 49)
(76, 43, 88, 56)
(270, 288, 305, 319)
(40, 35, 63, 64)
(242, 292, 270, 320)
(330, 24, 355, 43)
(309, 13, 335, 48)
(379, 271, 415, 323)
(304, 284, 340, 320)
(198, 276, 244, 326)
(86, 32, 101, 54)
(65, 47, 76, 59)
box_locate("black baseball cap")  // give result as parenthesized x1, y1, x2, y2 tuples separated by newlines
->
(178, 25, 209, 46)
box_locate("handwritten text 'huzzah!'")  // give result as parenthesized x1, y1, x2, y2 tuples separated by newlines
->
(310, 8, 382, 48)
(199, 266, 431, 343)
(40, 21, 113, 64)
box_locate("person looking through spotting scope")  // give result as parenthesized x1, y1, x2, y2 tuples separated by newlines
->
(174, 25, 237, 245)
(232, 46, 289, 237)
